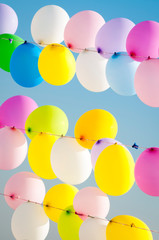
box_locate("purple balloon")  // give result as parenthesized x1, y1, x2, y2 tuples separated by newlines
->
(95, 18, 135, 58)
(0, 3, 18, 34)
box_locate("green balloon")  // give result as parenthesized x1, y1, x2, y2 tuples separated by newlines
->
(0, 33, 24, 72)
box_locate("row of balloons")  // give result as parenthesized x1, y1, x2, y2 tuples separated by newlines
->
(1, 3, 159, 107)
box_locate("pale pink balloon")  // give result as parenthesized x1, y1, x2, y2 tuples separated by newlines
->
(134, 59, 159, 107)
(4, 172, 46, 209)
(73, 187, 110, 220)
(126, 21, 159, 62)
(64, 10, 105, 53)
(135, 148, 159, 196)
(0, 95, 38, 133)
(0, 127, 28, 170)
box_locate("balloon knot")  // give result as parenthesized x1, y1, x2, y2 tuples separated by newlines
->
(10, 194, 15, 199)
(67, 43, 72, 49)
(147, 56, 151, 60)
(97, 48, 102, 54)
(11, 126, 16, 130)
(96, 139, 102, 144)
(80, 136, 85, 141)
(131, 223, 135, 228)
(130, 52, 136, 57)
(9, 38, 13, 43)
(150, 147, 155, 151)
(61, 134, 64, 138)
(27, 127, 32, 133)
(24, 40, 27, 44)
(132, 143, 139, 149)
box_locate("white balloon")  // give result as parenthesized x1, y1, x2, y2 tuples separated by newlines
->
(31, 5, 69, 45)
(76, 49, 109, 92)
(79, 218, 108, 240)
(51, 138, 92, 185)
(11, 202, 50, 240)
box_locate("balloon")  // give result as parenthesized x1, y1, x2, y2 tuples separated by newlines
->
(25, 105, 69, 139)
(135, 147, 159, 196)
(11, 202, 50, 240)
(0, 95, 38, 133)
(74, 109, 118, 149)
(4, 171, 45, 209)
(79, 218, 108, 240)
(43, 184, 78, 222)
(64, 10, 105, 53)
(0, 127, 27, 170)
(95, 18, 135, 58)
(106, 215, 153, 240)
(51, 138, 92, 185)
(76, 49, 109, 92)
(134, 59, 159, 107)
(73, 187, 110, 221)
(0, 34, 24, 72)
(28, 133, 57, 179)
(10, 42, 43, 87)
(95, 144, 134, 196)
(106, 52, 140, 96)
(126, 21, 159, 62)
(38, 43, 75, 85)
(58, 205, 83, 240)
(0, 3, 18, 34)
(31, 5, 69, 45)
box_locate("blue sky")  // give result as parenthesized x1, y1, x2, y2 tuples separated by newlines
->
(0, 0, 159, 239)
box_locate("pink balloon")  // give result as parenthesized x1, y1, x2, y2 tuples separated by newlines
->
(135, 148, 159, 196)
(126, 21, 159, 62)
(0, 127, 27, 170)
(0, 95, 38, 133)
(73, 187, 110, 220)
(134, 59, 159, 107)
(64, 10, 105, 53)
(4, 172, 46, 209)
(95, 18, 135, 58)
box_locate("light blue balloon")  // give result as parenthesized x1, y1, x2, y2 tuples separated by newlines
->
(106, 52, 140, 96)
(10, 42, 43, 87)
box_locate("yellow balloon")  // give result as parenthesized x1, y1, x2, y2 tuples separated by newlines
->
(58, 205, 83, 240)
(38, 43, 76, 85)
(28, 133, 57, 179)
(106, 215, 153, 240)
(43, 184, 78, 222)
(94, 144, 134, 196)
(74, 109, 118, 149)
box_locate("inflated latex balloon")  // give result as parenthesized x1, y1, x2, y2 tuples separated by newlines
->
(10, 42, 43, 87)
(79, 218, 108, 240)
(134, 59, 159, 107)
(0, 3, 18, 34)
(106, 52, 140, 96)
(25, 105, 68, 139)
(58, 205, 83, 240)
(135, 147, 159, 196)
(74, 109, 118, 149)
(51, 138, 92, 185)
(31, 5, 69, 45)
(38, 43, 75, 85)
(106, 215, 153, 240)
(73, 187, 110, 221)
(126, 21, 159, 62)
(95, 18, 135, 58)
(43, 184, 78, 222)
(28, 133, 57, 179)
(76, 49, 109, 92)
(0, 127, 27, 170)
(4, 171, 45, 209)
(11, 202, 50, 240)
(64, 10, 105, 53)
(0, 34, 24, 72)
(95, 144, 134, 196)
(0, 95, 38, 133)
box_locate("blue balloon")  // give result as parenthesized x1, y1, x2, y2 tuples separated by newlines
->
(10, 42, 43, 87)
(106, 52, 140, 96)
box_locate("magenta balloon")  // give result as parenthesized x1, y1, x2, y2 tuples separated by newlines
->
(73, 187, 110, 221)
(134, 59, 159, 107)
(0, 95, 38, 132)
(0, 3, 18, 34)
(64, 10, 105, 53)
(135, 148, 159, 196)
(4, 172, 46, 209)
(0, 127, 28, 170)
(126, 21, 159, 62)
(95, 18, 135, 58)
